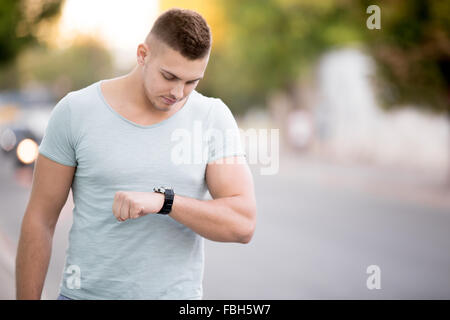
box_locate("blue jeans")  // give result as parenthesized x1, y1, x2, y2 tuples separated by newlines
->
(57, 294, 73, 300)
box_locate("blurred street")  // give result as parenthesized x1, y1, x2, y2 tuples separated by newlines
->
(0, 151, 73, 300)
(1, 0, 449, 302)
(204, 152, 450, 299)
(1, 150, 450, 299)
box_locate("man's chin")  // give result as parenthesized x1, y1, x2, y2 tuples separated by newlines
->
(154, 104, 171, 112)
(149, 99, 171, 112)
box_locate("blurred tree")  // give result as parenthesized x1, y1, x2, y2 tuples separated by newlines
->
(17, 35, 114, 98)
(357, 0, 450, 184)
(158, 1, 363, 114)
(199, 0, 363, 114)
(159, 1, 450, 181)
(0, 0, 64, 66)
(358, 0, 449, 113)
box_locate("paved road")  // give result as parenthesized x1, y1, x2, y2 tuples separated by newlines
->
(1, 151, 450, 299)
(0, 152, 72, 299)
(204, 153, 450, 299)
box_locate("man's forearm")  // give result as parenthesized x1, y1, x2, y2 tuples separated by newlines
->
(168, 194, 256, 243)
(16, 215, 54, 300)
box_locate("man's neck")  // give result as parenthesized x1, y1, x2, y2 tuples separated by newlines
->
(122, 67, 155, 113)
(111, 66, 186, 121)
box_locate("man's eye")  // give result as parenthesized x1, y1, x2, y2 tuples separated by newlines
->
(162, 74, 175, 81)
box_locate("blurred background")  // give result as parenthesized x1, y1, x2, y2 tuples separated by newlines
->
(1, 0, 449, 299)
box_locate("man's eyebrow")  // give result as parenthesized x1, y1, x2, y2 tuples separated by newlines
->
(160, 68, 203, 82)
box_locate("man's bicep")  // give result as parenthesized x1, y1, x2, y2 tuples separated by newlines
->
(24, 153, 76, 230)
(205, 156, 255, 199)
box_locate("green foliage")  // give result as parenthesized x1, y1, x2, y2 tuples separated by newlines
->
(198, 0, 449, 114)
(0, 0, 114, 95)
(17, 37, 114, 98)
(0, 0, 64, 66)
(359, 0, 449, 112)
(198, 0, 363, 114)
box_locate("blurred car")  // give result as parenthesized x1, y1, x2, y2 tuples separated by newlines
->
(0, 125, 41, 168)
(1, 88, 54, 169)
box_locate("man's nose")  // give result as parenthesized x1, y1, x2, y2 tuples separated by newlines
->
(170, 82, 184, 100)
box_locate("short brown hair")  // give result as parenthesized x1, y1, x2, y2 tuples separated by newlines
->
(147, 8, 211, 60)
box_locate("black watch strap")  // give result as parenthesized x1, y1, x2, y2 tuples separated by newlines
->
(155, 187, 174, 215)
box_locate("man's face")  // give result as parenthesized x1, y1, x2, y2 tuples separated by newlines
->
(138, 39, 209, 112)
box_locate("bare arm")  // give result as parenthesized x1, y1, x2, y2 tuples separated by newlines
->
(15, 154, 75, 299)
(168, 156, 257, 243)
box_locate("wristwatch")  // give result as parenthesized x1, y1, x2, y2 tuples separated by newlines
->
(153, 186, 174, 215)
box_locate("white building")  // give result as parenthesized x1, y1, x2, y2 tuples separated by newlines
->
(313, 48, 448, 172)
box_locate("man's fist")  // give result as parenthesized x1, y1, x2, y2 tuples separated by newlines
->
(112, 191, 164, 222)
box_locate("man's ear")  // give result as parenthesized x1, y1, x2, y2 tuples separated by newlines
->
(137, 43, 149, 66)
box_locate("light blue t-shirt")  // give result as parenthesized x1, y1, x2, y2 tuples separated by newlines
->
(38, 80, 245, 300)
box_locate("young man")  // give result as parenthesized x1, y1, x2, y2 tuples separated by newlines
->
(16, 8, 257, 300)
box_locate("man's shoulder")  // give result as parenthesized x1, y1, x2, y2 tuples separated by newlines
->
(59, 81, 101, 115)
(190, 90, 230, 116)
(47, 81, 101, 132)
(191, 89, 216, 105)
(65, 81, 99, 101)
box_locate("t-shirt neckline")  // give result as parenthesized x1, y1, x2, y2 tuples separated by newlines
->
(96, 80, 194, 129)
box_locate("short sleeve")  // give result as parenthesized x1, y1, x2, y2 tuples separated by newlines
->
(207, 98, 246, 163)
(38, 94, 77, 167)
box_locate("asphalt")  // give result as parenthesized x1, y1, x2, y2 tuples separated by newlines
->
(1, 150, 449, 299)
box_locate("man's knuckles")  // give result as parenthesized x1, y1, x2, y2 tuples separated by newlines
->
(114, 193, 145, 221)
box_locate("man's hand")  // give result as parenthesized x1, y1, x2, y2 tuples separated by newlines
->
(112, 191, 164, 222)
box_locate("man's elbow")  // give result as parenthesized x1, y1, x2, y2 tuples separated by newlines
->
(236, 209, 256, 244)
(238, 228, 254, 244)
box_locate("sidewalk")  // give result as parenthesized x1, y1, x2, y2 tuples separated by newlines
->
(278, 149, 450, 210)
(0, 232, 15, 299)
